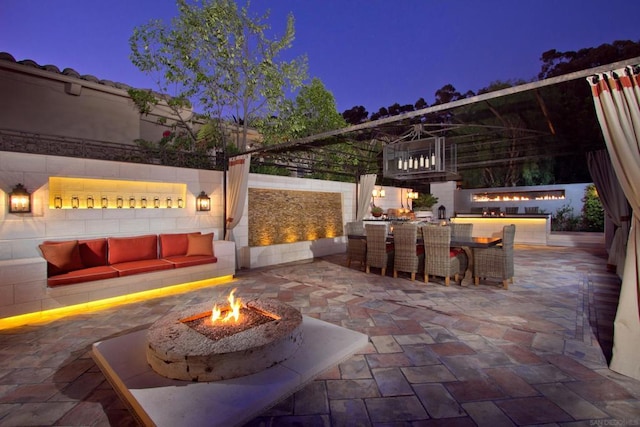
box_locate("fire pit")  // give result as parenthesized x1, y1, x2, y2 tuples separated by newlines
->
(146, 290, 303, 381)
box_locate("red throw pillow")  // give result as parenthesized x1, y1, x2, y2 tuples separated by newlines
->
(39, 240, 85, 276)
(186, 233, 214, 257)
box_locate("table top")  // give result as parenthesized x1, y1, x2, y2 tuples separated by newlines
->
(348, 234, 502, 248)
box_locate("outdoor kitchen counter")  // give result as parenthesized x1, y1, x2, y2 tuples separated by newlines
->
(451, 214, 551, 245)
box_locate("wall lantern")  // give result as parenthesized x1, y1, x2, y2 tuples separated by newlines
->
(141, 197, 147, 208)
(86, 195, 94, 209)
(9, 183, 31, 213)
(196, 191, 211, 211)
(71, 196, 80, 209)
(101, 196, 108, 209)
(371, 187, 385, 206)
(116, 196, 124, 209)
(54, 195, 63, 209)
(177, 197, 184, 209)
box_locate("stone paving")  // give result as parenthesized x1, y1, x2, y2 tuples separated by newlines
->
(1, 244, 639, 426)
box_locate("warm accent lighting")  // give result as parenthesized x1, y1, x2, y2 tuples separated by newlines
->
(371, 187, 385, 198)
(9, 183, 31, 213)
(0, 275, 235, 330)
(166, 197, 173, 208)
(178, 197, 184, 208)
(154, 197, 160, 208)
(196, 191, 211, 211)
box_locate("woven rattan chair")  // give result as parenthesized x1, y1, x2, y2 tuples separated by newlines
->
(345, 221, 367, 270)
(365, 223, 394, 276)
(392, 224, 424, 281)
(505, 207, 519, 214)
(449, 223, 472, 274)
(473, 224, 515, 289)
(422, 225, 461, 286)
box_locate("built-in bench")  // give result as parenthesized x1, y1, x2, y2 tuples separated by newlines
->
(0, 233, 235, 320)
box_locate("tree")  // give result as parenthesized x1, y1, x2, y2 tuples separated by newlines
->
(342, 105, 369, 125)
(129, 0, 308, 151)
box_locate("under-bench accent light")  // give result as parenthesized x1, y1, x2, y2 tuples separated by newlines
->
(9, 183, 31, 213)
(196, 191, 211, 211)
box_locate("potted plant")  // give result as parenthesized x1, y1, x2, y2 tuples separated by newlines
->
(411, 193, 438, 220)
(371, 206, 384, 218)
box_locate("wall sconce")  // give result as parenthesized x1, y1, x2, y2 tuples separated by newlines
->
(153, 197, 160, 208)
(177, 197, 184, 209)
(8, 183, 31, 213)
(87, 196, 94, 209)
(116, 196, 123, 209)
(101, 196, 108, 209)
(71, 196, 79, 209)
(196, 191, 211, 211)
(54, 195, 63, 209)
(141, 197, 147, 208)
(166, 197, 172, 208)
(371, 187, 385, 206)
(129, 196, 136, 208)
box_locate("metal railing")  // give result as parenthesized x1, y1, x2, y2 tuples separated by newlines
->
(0, 129, 223, 170)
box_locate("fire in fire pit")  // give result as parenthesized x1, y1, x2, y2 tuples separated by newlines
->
(181, 289, 278, 341)
(146, 289, 303, 381)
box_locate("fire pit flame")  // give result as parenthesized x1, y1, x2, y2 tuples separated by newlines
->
(211, 288, 242, 323)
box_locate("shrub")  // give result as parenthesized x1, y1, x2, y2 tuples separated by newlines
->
(551, 204, 581, 231)
(582, 184, 604, 232)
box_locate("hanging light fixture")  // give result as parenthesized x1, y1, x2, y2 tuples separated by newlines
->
(8, 183, 31, 213)
(196, 191, 211, 211)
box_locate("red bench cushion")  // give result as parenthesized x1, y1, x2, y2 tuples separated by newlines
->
(47, 266, 119, 287)
(186, 233, 214, 256)
(108, 235, 158, 265)
(165, 255, 217, 268)
(159, 232, 201, 258)
(111, 259, 173, 277)
(39, 240, 85, 276)
(78, 238, 108, 267)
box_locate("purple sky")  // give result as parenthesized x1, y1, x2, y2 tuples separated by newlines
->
(2, 0, 639, 114)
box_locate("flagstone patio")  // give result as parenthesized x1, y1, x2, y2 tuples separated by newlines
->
(0, 244, 639, 426)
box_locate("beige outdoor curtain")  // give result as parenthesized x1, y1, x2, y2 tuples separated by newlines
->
(225, 154, 251, 241)
(587, 149, 631, 277)
(588, 65, 640, 381)
(357, 174, 377, 221)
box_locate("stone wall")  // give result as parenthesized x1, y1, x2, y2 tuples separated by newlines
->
(248, 189, 343, 247)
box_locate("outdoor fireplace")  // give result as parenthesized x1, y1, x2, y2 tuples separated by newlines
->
(146, 290, 303, 381)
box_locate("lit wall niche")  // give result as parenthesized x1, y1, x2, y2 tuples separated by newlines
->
(472, 189, 565, 203)
(248, 189, 343, 247)
(48, 177, 187, 209)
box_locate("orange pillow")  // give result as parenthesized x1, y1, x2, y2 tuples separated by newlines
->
(39, 240, 85, 276)
(186, 233, 214, 257)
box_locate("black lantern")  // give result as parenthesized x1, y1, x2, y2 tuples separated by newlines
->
(438, 204, 446, 220)
(9, 183, 31, 213)
(196, 191, 211, 211)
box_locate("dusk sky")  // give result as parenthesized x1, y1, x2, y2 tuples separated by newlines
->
(2, 1, 639, 115)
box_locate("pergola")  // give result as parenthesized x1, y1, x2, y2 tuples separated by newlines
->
(241, 56, 640, 192)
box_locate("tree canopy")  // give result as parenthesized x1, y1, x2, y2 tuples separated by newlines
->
(129, 0, 308, 151)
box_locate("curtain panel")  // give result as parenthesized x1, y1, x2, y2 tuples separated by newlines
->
(356, 174, 377, 221)
(587, 149, 631, 277)
(588, 65, 640, 380)
(225, 154, 251, 241)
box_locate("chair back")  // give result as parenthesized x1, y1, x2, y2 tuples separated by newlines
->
(505, 207, 519, 214)
(365, 223, 391, 269)
(393, 224, 420, 273)
(502, 224, 516, 250)
(345, 221, 366, 236)
(422, 225, 453, 275)
(450, 223, 473, 241)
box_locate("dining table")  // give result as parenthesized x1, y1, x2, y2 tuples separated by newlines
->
(347, 233, 503, 285)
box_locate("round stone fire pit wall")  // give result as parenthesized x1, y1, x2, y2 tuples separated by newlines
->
(146, 298, 303, 381)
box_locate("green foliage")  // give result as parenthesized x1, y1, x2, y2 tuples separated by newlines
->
(412, 193, 438, 210)
(582, 184, 604, 231)
(551, 204, 581, 231)
(129, 0, 308, 151)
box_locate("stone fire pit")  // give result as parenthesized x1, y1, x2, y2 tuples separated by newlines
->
(146, 298, 303, 381)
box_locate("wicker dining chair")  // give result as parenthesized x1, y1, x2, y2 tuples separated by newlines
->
(345, 221, 367, 270)
(365, 223, 394, 276)
(449, 223, 472, 274)
(421, 225, 461, 286)
(393, 224, 424, 281)
(473, 224, 516, 289)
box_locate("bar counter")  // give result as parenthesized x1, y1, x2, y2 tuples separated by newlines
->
(451, 213, 550, 245)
